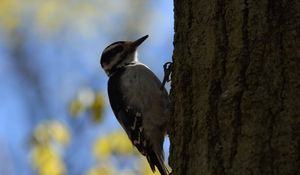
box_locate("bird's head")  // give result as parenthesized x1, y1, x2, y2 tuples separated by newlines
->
(100, 35, 148, 76)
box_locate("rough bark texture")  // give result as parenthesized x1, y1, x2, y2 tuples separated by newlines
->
(169, 0, 300, 175)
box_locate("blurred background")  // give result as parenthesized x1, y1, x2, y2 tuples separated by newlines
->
(0, 0, 173, 175)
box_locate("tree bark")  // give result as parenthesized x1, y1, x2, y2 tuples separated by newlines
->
(169, 0, 300, 175)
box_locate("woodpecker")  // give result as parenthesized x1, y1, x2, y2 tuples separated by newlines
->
(100, 35, 170, 175)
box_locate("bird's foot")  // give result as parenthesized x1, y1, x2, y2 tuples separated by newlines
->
(161, 62, 173, 90)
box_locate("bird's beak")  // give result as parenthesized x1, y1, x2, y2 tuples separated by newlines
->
(132, 35, 149, 48)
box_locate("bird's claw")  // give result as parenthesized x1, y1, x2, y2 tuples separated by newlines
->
(161, 62, 173, 90)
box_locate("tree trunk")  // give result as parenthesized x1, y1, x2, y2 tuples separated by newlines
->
(169, 0, 300, 175)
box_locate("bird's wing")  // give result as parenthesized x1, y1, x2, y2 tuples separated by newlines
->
(107, 64, 170, 175)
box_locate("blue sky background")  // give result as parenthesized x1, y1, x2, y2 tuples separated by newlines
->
(0, 0, 173, 174)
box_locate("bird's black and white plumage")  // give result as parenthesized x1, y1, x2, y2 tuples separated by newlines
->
(100, 35, 170, 175)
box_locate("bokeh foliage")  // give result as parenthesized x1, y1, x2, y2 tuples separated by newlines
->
(0, 0, 172, 174)
(31, 121, 70, 175)
(69, 88, 105, 123)
(31, 89, 160, 175)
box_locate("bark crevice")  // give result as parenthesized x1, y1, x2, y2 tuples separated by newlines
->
(228, 0, 250, 169)
(174, 0, 195, 174)
(205, 0, 229, 174)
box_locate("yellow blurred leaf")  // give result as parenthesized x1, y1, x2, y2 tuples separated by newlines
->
(90, 93, 105, 123)
(140, 159, 160, 175)
(49, 121, 70, 145)
(0, 0, 20, 32)
(93, 137, 111, 159)
(31, 121, 69, 175)
(110, 131, 136, 155)
(86, 165, 115, 175)
(35, 0, 65, 33)
(32, 144, 66, 175)
(93, 130, 137, 160)
(32, 123, 51, 144)
(70, 89, 105, 123)
(69, 99, 84, 117)
(32, 121, 70, 145)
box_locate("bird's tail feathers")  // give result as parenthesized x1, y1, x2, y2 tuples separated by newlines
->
(146, 149, 169, 175)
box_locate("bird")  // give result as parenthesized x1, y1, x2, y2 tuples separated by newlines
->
(100, 35, 170, 175)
